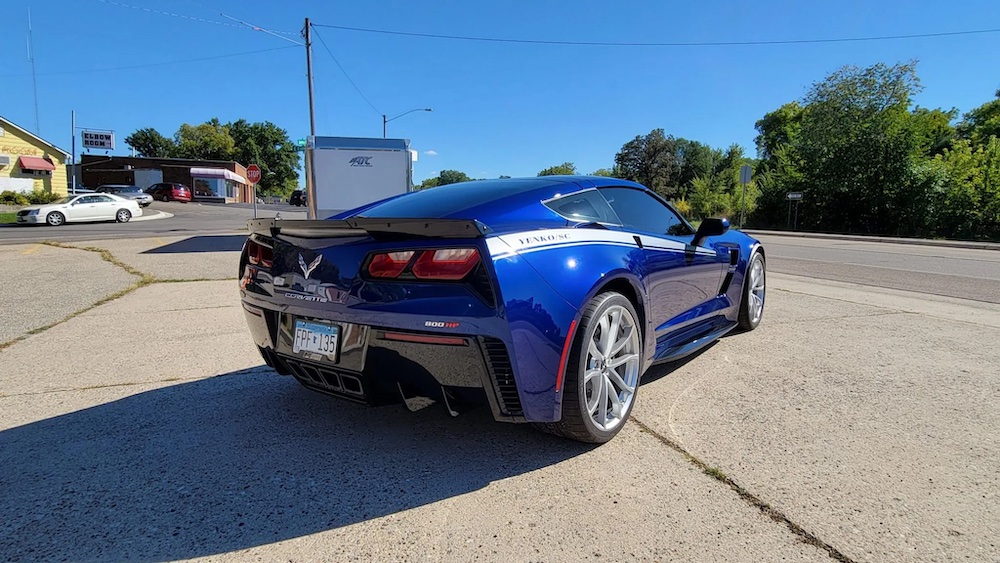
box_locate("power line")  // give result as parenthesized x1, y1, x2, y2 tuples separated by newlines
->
(0, 45, 298, 78)
(310, 23, 1000, 47)
(311, 26, 382, 116)
(92, 0, 300, 36)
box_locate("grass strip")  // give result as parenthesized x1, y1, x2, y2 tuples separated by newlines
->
(0, 242, 160, 350)
(633, 418, 856, 563)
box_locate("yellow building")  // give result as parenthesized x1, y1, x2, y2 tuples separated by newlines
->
(0, 115, 70, 197)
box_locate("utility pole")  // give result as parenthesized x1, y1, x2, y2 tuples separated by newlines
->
(27, 8, 40, 134)
(305, 18, 316, 136)
(303, 17, 317, 219)
(71, 111, 76, 193)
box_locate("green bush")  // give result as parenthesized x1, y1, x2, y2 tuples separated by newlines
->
(672, 197, 694, 220)
(27, 189, 62, 205)
(0, 191, 30, 206)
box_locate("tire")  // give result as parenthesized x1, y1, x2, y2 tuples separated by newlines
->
(161, 195, 169, 202)
(116, 209, 132, 223)
(738, 251, 766, 331)
(46, 211, 65, 226)
(540, 291, 643, 443)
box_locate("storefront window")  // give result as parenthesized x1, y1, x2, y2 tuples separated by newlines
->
(193, 177, 226, 198)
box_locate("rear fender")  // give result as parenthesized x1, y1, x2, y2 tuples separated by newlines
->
(487, 230, 651, 422)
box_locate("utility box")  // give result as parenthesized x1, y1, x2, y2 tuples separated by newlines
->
(306, 136, 413, 219)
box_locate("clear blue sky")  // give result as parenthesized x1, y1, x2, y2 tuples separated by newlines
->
(2, 0, 999, 182)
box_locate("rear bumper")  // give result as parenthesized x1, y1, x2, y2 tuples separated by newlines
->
(242, 299, 526, 422)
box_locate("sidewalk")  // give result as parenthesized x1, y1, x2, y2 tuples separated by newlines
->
(746, 229, 1000, 251)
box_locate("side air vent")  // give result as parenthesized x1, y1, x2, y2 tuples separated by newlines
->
(718, 247, 740, 295)
(481, 337, 523, 416)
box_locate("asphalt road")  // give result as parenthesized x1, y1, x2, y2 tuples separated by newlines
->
(0, 201, 307, 245)
(755, 234, 1000, 304)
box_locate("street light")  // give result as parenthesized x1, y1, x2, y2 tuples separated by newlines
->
(383, 108, 432, 138)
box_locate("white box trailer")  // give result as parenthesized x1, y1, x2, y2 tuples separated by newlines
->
(306, 136, 413, 219)
(131, 169, 163, 189)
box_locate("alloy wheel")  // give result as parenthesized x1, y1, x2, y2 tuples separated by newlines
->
(748, 256, 765, 324)
(583, 304, 641, 432)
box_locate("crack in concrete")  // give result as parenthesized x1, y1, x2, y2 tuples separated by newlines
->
(631, 417, 857, 563)
(0, 242, 237, 351)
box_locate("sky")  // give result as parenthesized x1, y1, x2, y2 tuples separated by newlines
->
(2, 0, 999, 183)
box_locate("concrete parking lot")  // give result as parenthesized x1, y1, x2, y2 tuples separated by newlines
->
(0, 235, 997, 562)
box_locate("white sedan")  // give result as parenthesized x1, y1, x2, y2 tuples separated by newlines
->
(16, 193, 143, 226)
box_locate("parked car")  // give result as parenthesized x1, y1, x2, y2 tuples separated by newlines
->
(240, 176, 766, 443)
(146, 183, 192, 203)
(96, 184, 153, 207)
(289, 190, 307, 207)
(16, 193, 142, 226)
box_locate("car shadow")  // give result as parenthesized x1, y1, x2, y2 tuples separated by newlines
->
(142, 235, 247, 254)
(0, 368, 592, 562)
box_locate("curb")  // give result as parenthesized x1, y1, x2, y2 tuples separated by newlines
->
(745, 229, 1000, 251)
(131, 210, 173, 222)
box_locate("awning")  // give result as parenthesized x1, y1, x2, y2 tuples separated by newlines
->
(18, 156, 55, 171)
(189, 167, 247, 184)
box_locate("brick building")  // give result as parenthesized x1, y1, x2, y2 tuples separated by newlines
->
(79, 155, 252, 203)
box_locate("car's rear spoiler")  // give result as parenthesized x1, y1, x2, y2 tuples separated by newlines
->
(247, 218, 491, 239)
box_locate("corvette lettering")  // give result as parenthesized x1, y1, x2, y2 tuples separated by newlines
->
(283, 292, 328, 303)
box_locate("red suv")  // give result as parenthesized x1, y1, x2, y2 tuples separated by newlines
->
(146, 183, 192, 203)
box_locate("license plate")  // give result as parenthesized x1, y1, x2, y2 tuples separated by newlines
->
(292, 320, 339, 361)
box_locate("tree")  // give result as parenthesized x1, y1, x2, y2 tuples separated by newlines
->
(910, 107, 957, 157)
(173, 118, 235, 161)
(676, 139, 721, 194)
(124, 128, 175, 158)
(614, 129, 682, 198)
(754, 102, 803, 163)
(934, 137, 1000, 239)
(537, 162, 577, 176)
(957, 90, 1000, 146)
(436, 170, 472, 186)
(796, 61, 922, 234)
(228, 119, 300, 195)
(590, 168, 616, 177)
(416, 177, 440, 190)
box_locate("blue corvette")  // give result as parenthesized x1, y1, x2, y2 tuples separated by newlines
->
(240, 176, 765, 443)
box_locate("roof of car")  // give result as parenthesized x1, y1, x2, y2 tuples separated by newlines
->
(353, 175, 648, 233)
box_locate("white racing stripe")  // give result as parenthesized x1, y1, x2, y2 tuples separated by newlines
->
(487, 228, 716, 260)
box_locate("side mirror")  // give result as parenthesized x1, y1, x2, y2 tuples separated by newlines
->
(692, 217, 729, 247)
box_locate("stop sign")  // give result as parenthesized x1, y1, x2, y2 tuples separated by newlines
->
(246, 164, 261, 184)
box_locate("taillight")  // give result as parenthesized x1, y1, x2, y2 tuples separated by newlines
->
(247, 239, 273, 269)
(366, 248, 481, 281)
(368, 251, 415, 278)
(412, 248, 480, 280)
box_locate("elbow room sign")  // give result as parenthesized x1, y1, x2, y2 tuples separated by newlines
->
(82, 130, 115, 150)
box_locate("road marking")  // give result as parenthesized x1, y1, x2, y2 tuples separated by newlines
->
(21, 244, 42, 255)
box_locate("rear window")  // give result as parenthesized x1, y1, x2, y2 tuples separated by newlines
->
(358, 179, 553, 219)
(543, 189, 621, 225)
